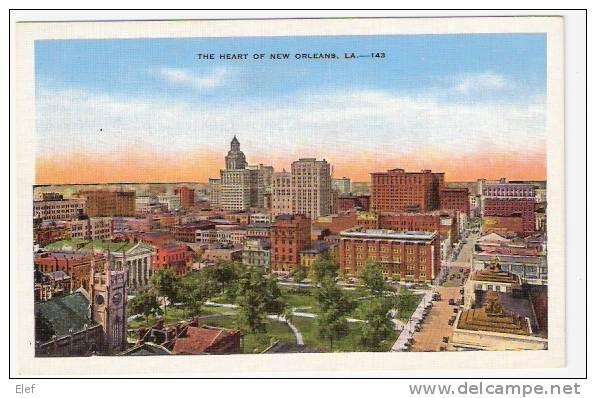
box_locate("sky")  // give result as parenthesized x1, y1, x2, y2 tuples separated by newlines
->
(35, 33, 546, 184)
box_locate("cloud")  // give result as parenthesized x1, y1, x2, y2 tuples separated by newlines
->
(453, 72, 509, 94)
(35, 86, 545, 165)
(157, 67, 230, 90)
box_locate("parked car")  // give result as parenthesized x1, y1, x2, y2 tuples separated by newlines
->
(453, 307, 459, 313)
(442, 336, 449, 343)
(448, 298, 456, 305)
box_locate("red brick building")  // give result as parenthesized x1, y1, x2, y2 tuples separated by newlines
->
(175, 185, 195, 209)
(34, 251, 105, 292)
(312, 212, 359, 235)
(370, 168, 444, 213)
(481, 215, 524, 235)
(379, 212, 458, 242)
(172, 221, 216, 242)
(336, 194, 371, 212)
(34, 222, 71, 246)
(338, 227, 441, 282)
(138, 231, 175, 246)
(78, 190, 135, 217)
(440, 187, 470, 216)
(270, 214, 311, 274)
(153, 243, 193, 275)
(482, 183, 535, 234)
(482, 198, 535, 234)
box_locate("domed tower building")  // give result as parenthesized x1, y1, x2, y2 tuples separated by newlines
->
(225, 136, 248, 170)
(220, 136, 260, 211)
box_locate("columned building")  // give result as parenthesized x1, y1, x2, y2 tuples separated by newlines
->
(109, 241, 154, 291)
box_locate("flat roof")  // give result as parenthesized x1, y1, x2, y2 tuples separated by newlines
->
(340, 228, 437, 240)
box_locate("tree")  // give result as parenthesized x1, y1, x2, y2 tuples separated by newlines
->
(204, 261, 237, 295)
(151, 268, 180, 314)
(314, 276, 356, 350)
(235, 268, 285, 334)
(128, 290, 161, 318)
(177, 272, 218, 317)
(396, 288, 419, 319)
(290, 266, 307, 284)
(35, 309, 54, 343)
(312, 252, 339, 284)
(359, 298, 395, 351)
(358, 259, 388, 296)
(289, 266, 308, 293)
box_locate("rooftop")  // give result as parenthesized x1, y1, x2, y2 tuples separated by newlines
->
(34, 291, 95, 342)
(340, 227, 437, 240)
(457, 291, 532, 336)
(170, 325, 241, 355)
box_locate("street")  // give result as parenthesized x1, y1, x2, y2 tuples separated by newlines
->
(409, 230, 478, 351)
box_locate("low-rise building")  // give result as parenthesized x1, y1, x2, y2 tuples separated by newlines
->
(172, 221, 216, 242)
(34, 251, 102, 292)
(472, 234, 547, 285)
(249, 212, 273, 224)
(34, 221, 71, 246)
(129, 317, 242, 355)
(271, 214, 311, 274)
(299, 241, 336, 275)
(68, 217, 113, 241)
(153, 243, 193, 276)
(34, 197, 86, 221)
(336, 194, 370, 212)
(202, 248, 243, 263)
(242, 238, 271, 270)
(452, 290, 547, 351)
(158, 194, 181, 211)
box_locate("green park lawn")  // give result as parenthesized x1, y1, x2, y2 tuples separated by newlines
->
(291, 316, 397, 352)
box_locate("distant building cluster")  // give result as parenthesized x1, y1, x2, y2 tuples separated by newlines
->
(32, 136, 548, 356)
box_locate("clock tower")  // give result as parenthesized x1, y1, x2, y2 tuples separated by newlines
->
(89, 256, 128, 354)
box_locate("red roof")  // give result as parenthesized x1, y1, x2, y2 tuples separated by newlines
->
(170, 326, 241, 354)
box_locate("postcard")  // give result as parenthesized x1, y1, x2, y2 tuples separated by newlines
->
(11, 16, 564, 377)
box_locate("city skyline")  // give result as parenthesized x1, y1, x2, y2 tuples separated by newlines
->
(35, 34, 546, 184)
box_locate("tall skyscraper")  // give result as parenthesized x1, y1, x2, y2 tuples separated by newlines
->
(291, 158, 332, 219)
(219, 137, 272, 211)
(271, 170, 293, 216)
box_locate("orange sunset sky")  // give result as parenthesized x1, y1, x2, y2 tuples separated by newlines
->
(35, 148, 546, 185)
(35, 34, 547, 185)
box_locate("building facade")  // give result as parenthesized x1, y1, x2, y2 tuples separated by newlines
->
(482, 183, 536, 234)
(34, 251, 101, 293)
(175, 185, 195, 209)
(271, 170, 293, 216)
(208, 178, 222, 208)
(332, 177, 352, 194)
(78, 190, 135, 217)
(109, 241, 155, 291)
(336, 194, 370, 212)
(242, 238, 271, 270)
(270, 214, 311, 274)
(34, 197, 86, 221)
(370, 168, 444, 213)
(219, 137, 264, 211)
(152, 243, 193, 276)
(440, 187, 470, 216)
(291, 158, 333, 219)
(68, 217, 113, 241)
(338, 227, 441, 282)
